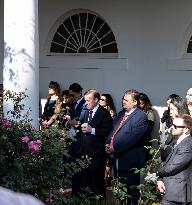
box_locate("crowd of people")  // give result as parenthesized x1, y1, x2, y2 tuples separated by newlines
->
(1, 81, 192, 205)
(40, 82, 192, 205)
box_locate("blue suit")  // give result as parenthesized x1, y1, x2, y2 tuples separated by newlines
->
(70, 98, 85, 120)
(106, 107, 148, 205)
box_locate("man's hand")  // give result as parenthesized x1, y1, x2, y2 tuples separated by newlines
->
(67, 119, 79, 127)
(156, 180, 165, 194)
(81, 123, 92, 133)
(42, 120, 49, 127)
(105, 144, 114, 154)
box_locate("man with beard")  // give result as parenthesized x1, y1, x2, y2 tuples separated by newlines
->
(157, 114, 192, 205)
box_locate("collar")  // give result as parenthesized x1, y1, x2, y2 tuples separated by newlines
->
(76, 97, 83, 105)
(176, 134, 190, 146)
(90, 104, 99, 117)
(126, 107, 137, 116)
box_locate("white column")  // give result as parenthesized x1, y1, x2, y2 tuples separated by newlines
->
(4, 0, 39, 128)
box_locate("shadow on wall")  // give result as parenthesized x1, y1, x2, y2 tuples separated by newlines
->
(4, 42, 34, 89)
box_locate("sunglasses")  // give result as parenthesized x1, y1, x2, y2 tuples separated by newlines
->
(100, 98, 106, 101)
(172, 124, 186, 129)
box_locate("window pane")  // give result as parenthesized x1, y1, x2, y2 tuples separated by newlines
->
(50, 11, 118, 54)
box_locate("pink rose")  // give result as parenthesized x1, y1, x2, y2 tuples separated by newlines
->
(2, 119, 10, 128)
(63, 115, 71, 120)
(21, 136, 30, 143)
(28, 141, 41, 153)
(35, 139, 42, 145)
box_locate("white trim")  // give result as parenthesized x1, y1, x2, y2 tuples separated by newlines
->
(180, 22, 192, 58)
(167, 58, 192, 71)
(44, 9, 118, 57)
(40, 56, 128, 71)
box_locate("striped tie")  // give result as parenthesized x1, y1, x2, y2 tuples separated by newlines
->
(110, 113, 128, 146)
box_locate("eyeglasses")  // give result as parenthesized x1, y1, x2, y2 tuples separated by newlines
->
(100, 98, 106, 101)
(172, 124, 186, 129)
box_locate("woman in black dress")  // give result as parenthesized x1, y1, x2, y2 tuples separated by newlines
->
(41, 81, 62, 127)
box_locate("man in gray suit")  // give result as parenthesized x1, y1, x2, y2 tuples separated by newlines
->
(157, 114, 192, 205)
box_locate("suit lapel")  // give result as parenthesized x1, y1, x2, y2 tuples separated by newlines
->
(165, 147, 175, 163)
(120, 108, 138, 129)
(111, 108, 138, 135)
(83, 110, 89, 123)
(165, 137, 189, 163)
(89, 105, 102, 126)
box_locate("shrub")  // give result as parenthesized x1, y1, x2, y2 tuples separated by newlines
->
(0, 90, 90, 204)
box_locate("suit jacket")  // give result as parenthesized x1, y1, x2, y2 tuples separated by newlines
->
(106, 107, 148, 171)
(160, 134, 176, 162)
(81, 105, 113, 170)
(70, 98, 85, 119)
(158, 136, 192, 203)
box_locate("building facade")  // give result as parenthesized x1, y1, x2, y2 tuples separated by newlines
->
(1, 0, 192, 114)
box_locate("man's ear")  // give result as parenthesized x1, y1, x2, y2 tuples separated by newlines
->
(184, 127, 190, 134)
(133, 100, 138, 106)
(95, 98, 99, 103)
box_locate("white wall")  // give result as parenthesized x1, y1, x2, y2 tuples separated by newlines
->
(1, 0, 192, 113)
(38, 0, 192, 112)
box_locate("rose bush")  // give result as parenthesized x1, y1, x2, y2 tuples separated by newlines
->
(0, 90, 90, 204)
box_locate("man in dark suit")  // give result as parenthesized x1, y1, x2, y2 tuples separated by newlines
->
(79, 89, 113, 197)
(66, 83, 86, 195)
(106, 89, 148, 205)
(68, 83, 85, 121)
(157, 114, 192, 205)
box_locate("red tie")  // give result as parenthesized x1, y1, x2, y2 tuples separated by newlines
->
(110, 113, 128, 146)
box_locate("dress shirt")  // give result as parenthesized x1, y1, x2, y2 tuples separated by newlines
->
(174, 134, 190, 147)
(109, 108, 137, 146)
(126, 107, 137, 117)
(90, 104, 99, 135)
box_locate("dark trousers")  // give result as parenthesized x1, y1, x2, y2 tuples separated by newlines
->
(118, 170, 140, 205)
(79, 166, 106, 197)
(72, 173, 81, 196)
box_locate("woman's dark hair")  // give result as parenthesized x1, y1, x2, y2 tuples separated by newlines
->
(62, 90, 69, 97)
(101, 93, 116, 114)
(138, 93, 153, 112)
(170, 97, 189, 116)
(167, 94, 180, 102)
(161, 94, 180, 127)
(48, 81, 61, 99)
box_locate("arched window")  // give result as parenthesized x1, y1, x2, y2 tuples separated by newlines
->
(50, 11, 118, 55)
(187, 35, 192, 53)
